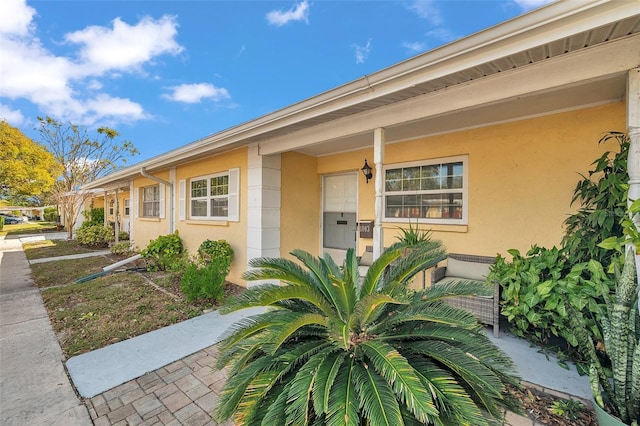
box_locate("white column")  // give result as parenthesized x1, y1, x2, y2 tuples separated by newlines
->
(169, 167, 176, 234)
(103, 190, 108, 227)
(247, 144, 281, 287)
(129, 181, 135, 244)
(626, 68, 640, 283)
(114, 188, 120, 243)
(373, 128, 385, 259)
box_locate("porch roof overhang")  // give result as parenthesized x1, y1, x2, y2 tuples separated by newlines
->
(83, 0, 640, 190)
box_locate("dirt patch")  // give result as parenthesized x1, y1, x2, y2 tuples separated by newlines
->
(510, 384, 596, 425)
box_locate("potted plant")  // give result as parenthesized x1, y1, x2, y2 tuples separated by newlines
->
(567, 250, 639, 425)
(212, 241, 522, 425)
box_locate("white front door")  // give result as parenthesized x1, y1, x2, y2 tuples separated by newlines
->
(322, 173, 358, 265)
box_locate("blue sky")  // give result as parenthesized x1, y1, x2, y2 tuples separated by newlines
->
(1, 0, 551, 162)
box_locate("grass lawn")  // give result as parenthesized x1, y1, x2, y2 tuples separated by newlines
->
(42, 273, 203, 357)
(29, 238, 241, 357)
(23, 239, 106, 260)
(30, 256, 120, 288)
(1, 221, 59, 236)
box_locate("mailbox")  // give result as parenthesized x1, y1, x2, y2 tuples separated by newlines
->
(359, 221, 374, 238)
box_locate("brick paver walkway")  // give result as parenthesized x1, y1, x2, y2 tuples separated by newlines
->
(84, 344, 574, 426)
(85, 346, 232, 426)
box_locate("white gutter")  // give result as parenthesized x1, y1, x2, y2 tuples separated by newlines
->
(140, 167, 174, 233)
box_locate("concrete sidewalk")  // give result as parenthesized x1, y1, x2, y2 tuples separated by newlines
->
(0, 237, 92, 426)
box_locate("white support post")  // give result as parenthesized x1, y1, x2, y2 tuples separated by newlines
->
(103, 190, 108, 227)
(247, 144, 282, 287)
(373, 128, 385, 260)
(114, 188, 120, 243)
(626, 68, 640, 284)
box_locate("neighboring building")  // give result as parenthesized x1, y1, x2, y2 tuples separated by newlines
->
(84, 1, 640, 287)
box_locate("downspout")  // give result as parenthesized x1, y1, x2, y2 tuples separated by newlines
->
(140, 167, 175, 233)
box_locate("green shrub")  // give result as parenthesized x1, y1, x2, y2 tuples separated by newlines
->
(197, 239, 233, 269)
(180, 262, 226, 302)
(110, 241, 134, 256)
(76, 224, 114, 248)
(562, 132, 629, 268)
(43, 207, 58, 222)
(118, 231, 130, 240)
(0, 216, 4, 230)
(141, 231, 186, 271)
(81, 207, 105, 228)
(489, 245, 613, 362)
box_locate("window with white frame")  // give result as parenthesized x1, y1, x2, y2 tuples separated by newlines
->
(384, 156, 468, 224)
(142, 185, 160, 217)
(190, 172, 231, 219)
(109, 200, 114, 215)
(124, 199, 130, 216)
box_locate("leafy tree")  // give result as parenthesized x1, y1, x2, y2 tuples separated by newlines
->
(0, 120, 60, 204)
(213, 241, 521, 425)
(36, 116, 138, 239)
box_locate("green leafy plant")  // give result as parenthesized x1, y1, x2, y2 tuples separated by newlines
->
(196, 239, 233, 268)
(43, 206, 58, 222)
(81, 207, 105, 228)
(118, 231, 130, 241)
(140, 231, 186, 271)
(76, 224, 114, 248)
(395, 220, 432, 247)
(567, 251, 639, 425)
(0, 216, 4, 230)
(562, 132, 629, 268)
(549, 399, 585, 421)
(110, 241, 134, 256)
(213, 241, 522, 425)
(180, 262, 226, 303)
(489, 246, 613, 358)
(599, 198, 640, 255)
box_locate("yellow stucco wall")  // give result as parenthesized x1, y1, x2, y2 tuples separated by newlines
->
(347, 103, 626, 258)
(132, 172, 171, 252)
(281, 152, 321, 259)
(175, 147, 248, 285)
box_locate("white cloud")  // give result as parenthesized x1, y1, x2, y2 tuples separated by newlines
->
(266, 1, 310, 27)
(163, 83, 231, 104)
(0, 104, 25, 125)
(406, 0, 442, 26)
(65, 15, 183, 74)
(402, 41, 425, 53)
(0, 1, 182, 127)
(353, 39, 372, 64)
(0, 0, 36, 37)
(513, 0, 555, 11)
(426, 28, 456, 43)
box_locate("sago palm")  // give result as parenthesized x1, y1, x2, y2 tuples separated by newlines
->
(213, 240, 521, 425)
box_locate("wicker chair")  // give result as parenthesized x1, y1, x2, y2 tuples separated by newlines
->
(431, 253, 500, 338)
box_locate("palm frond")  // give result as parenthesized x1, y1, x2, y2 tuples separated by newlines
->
(262, 312, 328, 355)
(410, 340, 506, 418)
(371, 301, 480, 334)
(222, 283, 337, 317)
(312, 350, 347, 415)
(326, 356, 360, 426)
(244, 256, 317, 286)
(285, 354, 324, 426)
(361, 340, 439, 424)
(353, 362, 403, 426)
(212, 355, 273, 422)
(408, 356, 490, 426)
(291, 249, 347, 321)
(234, 369, 280, 425)
(359, 248, 402, 298)
(351, 293, 409, 330)
(260, 381, 291, 426)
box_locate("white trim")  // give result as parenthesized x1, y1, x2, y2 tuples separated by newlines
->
(133, 188, 139, 219)
(383, 155, 469, 226)
(158, 183, 165, 219)
(188, 169, 239, 222)
(178, 179, 186, 221)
